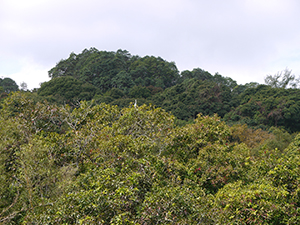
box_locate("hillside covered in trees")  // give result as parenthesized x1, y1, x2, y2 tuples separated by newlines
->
(36, 48, 300, 132)
(1, 48, 300, 224)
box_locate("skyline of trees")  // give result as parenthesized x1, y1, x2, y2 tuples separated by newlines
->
(2, 48, 300, 133)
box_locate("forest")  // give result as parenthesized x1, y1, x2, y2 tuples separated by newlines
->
(0, 48, 300, 224)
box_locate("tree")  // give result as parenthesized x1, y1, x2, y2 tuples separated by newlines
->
(180, 68, 213, 81)
(213, 73, 237, 90)
(20, 82, 28, 91)
(129, 56, 180, 88)
(48, 48, 137, 93)
(265, 68, 300, 89)
(224, 85, 300, 132)
(0, 77, 19, 93)
(151, 79, 233, 120)
(1, 92, 300, 223)
(128, 85, 151, 99)
(111, 71, 134, 91)
(38, 76, 98, 103)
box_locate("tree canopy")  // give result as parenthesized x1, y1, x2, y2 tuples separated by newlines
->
(265, 68, 300, 89)
(48, 48, 179, 93)
(0, 92, 299, 224)
(2, 48, 300, 223)
(38, 76, 98, 104)
(224, 84, 300, 132)
(0, 77, 19, 93)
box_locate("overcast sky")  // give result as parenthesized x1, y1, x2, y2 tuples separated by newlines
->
(1, 0, 300, 90)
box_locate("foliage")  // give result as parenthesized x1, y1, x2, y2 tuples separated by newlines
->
(0, 77, 19, 93)
(180, 68, 213, 81)
(152, 78, 233, 120)
(128, 85, 151, 99)
(214, 180, 295, 224)
(48, 48, 179, 93)
(265, 68, 300, 89)
(45, 47, 300, 134)
(129, 56, 179, 88)
(263, 127, 295, 151)
(224, 84, 300, 132)
(38, 76, 98, 104)
(230, 124, 274, 149)
(1, 80, 300, 223)
(138, 184, 211, 224)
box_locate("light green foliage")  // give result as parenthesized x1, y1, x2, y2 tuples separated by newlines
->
(214, 133, 300, 224)
(214, 180, 295, 224)
(0, 92, 300, 223)
(0, 93, 72, 223)
(1, 92, 67, 134)
(15, 136, 76, 224)
(138, 185, 211, 224)
(0, 122, 65, 223)
(263, 127, 295, 151)
(0, 116, 26, 223)
(167, 114, 230, 162)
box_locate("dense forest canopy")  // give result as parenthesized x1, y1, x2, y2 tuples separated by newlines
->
(225, 84, 300, 132)
(38, 76, 98, 104)
(1, 48, 300, 223)
(39, 48, 300, 132)
(0, 92, 299, 224)
(48, 48, 180, 92)
(0, 77, 19, 93)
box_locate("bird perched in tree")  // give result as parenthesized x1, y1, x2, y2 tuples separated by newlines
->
(134, 99, 137, 109)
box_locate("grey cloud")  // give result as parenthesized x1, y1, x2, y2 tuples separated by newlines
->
(1, 0, 300, 88)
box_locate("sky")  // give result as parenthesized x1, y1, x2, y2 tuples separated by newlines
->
(1, 0, 300, 90)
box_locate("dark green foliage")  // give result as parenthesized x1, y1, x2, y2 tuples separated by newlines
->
(107, 88, 125, 99)
(152, 78, 233, 120)
(147, 85, 163, 95)
(180, 68, 213, 81)
(129, 56, 180, 88)
(38, 76, 97, 103)
(33, 48, 300, 133)
(224, 84, 300, 132)
(48, 48, 179, 93)
(49, 48, 134, 92)
(213, 72, 237, 90)
(46, 48, 242, 124)
(129, 85, 151, 99)
(111, 71, 134, 91)
(0, 77, 19, 93)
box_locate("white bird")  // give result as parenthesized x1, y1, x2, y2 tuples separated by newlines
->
(134, 99, 137, 109)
